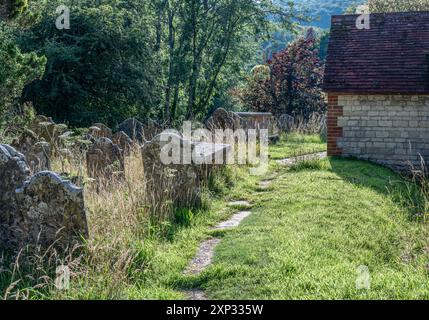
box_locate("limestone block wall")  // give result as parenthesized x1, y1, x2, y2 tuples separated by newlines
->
(328, 94, 429, 171)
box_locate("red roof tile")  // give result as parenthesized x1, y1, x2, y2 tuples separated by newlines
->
(323, 12, 429, 94)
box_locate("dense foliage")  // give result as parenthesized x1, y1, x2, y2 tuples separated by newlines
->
(235, 31, 326, 119)
(0, 16, 45, 127)
(368, 0, 429, 12)
(20, 0, 161, 126)
(1, 0, 302, 128)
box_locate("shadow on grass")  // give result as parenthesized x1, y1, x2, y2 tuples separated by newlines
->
(329, 157, 426, 221)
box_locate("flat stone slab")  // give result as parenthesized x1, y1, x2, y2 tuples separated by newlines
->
(184, 290, 209, 301)
(227, 200, 251, 208)
(259, 180, 272, 189)
(213, 211, 252, 230)
(184, 238, 221, 275)
(277, 152, 327, 166)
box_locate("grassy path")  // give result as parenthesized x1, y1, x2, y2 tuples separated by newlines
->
(5, 134, 428, 300)
(187, 158, 429, 299)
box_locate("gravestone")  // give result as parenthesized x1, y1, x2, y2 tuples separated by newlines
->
(26, 141, 51, 173)
(31, 119, 66, 156)
(88, 126, 102, 140)
(86, 138, 124, 179)
(277, 114, 295, 132)
(144, 119, 164, 142)
(12, 130, 52, 172)
(12, 129, 39, 155)
(112, 131, 133, 156)
(15, 172, 88, 250)
(0, 144, 88, 251)
(237, 112, 280, 143)
(117, 118, 145, 142)
(205, 108, 244, 132)
(92, 123, 112, 139)
(142, 133, 230, 208)
(0, 144, 31, 249)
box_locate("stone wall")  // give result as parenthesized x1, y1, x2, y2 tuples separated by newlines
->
(328, 94, 429, 171)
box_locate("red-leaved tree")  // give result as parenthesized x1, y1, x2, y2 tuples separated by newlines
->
(237, 31, 326, 119)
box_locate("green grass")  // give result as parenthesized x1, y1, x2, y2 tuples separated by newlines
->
(269, 133, 327, 160)
(182, 158, 429, 299)
(2, 133, 429, 300)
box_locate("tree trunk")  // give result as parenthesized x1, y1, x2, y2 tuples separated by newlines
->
(165, 9, 175, 123)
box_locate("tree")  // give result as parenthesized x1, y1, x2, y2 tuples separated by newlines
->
(236, 30, 326, 119)
(0, 0, 28, 21)
(0, 3, 45, 128)
(368, 0, 429, 12)
(152, 0, 299, 123)
(20, 0, 162, 127)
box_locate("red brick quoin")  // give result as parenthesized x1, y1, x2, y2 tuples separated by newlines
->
(327, 94, 343, 156)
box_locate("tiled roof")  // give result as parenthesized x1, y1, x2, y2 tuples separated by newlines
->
(323, 12, 429, 94)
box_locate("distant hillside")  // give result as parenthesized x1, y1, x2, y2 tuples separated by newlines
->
(293, 0, 363, 28)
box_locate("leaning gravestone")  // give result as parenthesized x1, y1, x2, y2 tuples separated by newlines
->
(15, 172, 88, 250)
(0, 144, 31, 249)
(86, 138, 124, 179)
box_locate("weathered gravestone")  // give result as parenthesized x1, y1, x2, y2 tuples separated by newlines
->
(88, 126, 102, 140)
(12, 129, 39, 155)
(141, 133, 230, 207)
(26, 141, 51, 173)
(12, 130, 51, 172)
(144, 119, 164, 142)
(205, 108, 245, 132)
(30, 118, 67, 156)
(112, 131, 133, 156)
(117, 118, 163, 143)
(91, 123, 112, 139)
(15, 172, 88, 250)
(0, 144, 88, 251)
(86, 138, 124, 179)
(237, 112, 280, 143)
(0, 145, 31, 249)
(117, 118, 144, 142)
(277, 114, 295, 133)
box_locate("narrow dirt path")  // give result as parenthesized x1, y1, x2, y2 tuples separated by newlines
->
(184, 200, 252, 300)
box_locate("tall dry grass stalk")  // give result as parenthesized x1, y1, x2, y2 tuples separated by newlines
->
(278, 112, 327, 138)
(2, 142, 152, 299)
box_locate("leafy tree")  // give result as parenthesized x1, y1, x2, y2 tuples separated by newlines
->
(368, 0, 429, 12)
(0, 7, 45, 128)
(236, 30, 326, 118)
(0, 0, 29, 21)
(152, 0, 299, 123)
(20, 0, 162, 127)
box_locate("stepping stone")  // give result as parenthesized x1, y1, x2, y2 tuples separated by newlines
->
(259, 180, 272, 189)
(184, 238, 221, 275)
(184, 290, 209, 301)
(277, 151, 327, 166)
(213, 211, 252, 230)
(227, 200, 251, 208)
